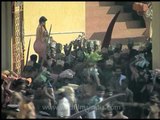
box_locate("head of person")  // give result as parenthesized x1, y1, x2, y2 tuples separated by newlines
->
(108, 45, 113, 55)
(113, 52, 121, 63)
(57, 91, 66, 100)
(12, 79, 28, 91)
(144, 69, 152, 82)
(93, 41, 99, 51)
(105, 87, 113, 98)
(22, 65, 38, 78)
(101, 47, 108, 54)
(56, 43, 62, 53)
(30, 54, 37, 63)
(105, 58, 114, 69)
(114, 67, 122, 77)
(96, 85, 105, 97)
(145, 41, 152, 52)
(23, 89, 34, 103)
(103, 106, 113, 119)
(39, 16, 47, 25)
(86, 41, 93, 53)
(77, 40, 82, 48)
(115, 43, 122, 52)
(149, 91, 159, 104)
(72, 40, 78, 50)
(77, 50, 85, 62)
(114, 103, 124, 113)
(127, 39, 134, 49)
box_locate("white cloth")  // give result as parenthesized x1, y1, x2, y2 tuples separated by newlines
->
(119, 74, 126, 86)
(88, 110, 96, 119)
(57, 97, 70, 117)
(87, 97, 103, 119)
(59, 69, 75, 79)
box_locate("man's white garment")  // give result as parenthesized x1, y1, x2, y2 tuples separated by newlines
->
(57, 97, 70, 117)
(119, 74, 127, 86)
(87, 97, 103, 119)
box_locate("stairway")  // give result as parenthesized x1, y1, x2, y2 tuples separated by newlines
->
(85, 1, 147, 44)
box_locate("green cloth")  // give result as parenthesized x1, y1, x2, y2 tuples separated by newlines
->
(34, 70, 50, 83)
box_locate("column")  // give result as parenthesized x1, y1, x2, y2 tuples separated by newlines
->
(152, 2, 160, 69)
(1, 2, 12, 70)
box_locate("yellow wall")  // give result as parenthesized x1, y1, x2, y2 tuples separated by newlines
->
(23, 2, 85, 63)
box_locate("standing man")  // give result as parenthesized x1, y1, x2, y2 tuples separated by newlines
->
(87, 85, 105, 119)
(56, 88, 71, 118)
(34, 16, 48, 63)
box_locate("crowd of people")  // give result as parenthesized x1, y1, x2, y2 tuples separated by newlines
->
(1, 35, 160, 119)
(1, 14, 160, 119)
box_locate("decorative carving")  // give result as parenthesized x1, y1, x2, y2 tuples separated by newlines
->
(12, 1, 24, 74)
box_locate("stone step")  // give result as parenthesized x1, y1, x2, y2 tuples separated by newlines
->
(88, 28, 146, 40)
(114, 20, 144, 30)
(86, 17, 142, 38)
(86, 2, 146, 44)
(110, 36, 146, 45)
(107, 5, 124, 14)
(86, 20, 144, 32)
(116, 13, 133, 21)
(115, 2, 133, 6)
(113, 28, 146, 38)
(86, 5, 124, 15)
(86, 12, 133, 22)
(86, 2, 100, 7)
(99, 2, 115, 6)
(86, 2, 115, 7)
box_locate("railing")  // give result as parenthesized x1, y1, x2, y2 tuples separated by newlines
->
(24, 31, 85, 37)
(23, 31, 86, 65)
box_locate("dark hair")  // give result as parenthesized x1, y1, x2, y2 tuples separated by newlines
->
(105, 87, 113, 92)
(136, 66, 144, 71)
(12, 79, 27, 88)
(39, 16, 47, 24)
(1, 78, 4, 85)
(30, 54, 37, 61)
(121, 78, 128, 85)
(97, 85, 106, 92)
(114, 103, 124, 112)
(58, 92, 66, 97)
(64, 63, 71, 70)
(43, 61, 48, 67)
(24, 89, 34, 96)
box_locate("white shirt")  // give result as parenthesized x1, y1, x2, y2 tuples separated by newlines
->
(87, 97, 103, 119)
(57, 97, 70, 117)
